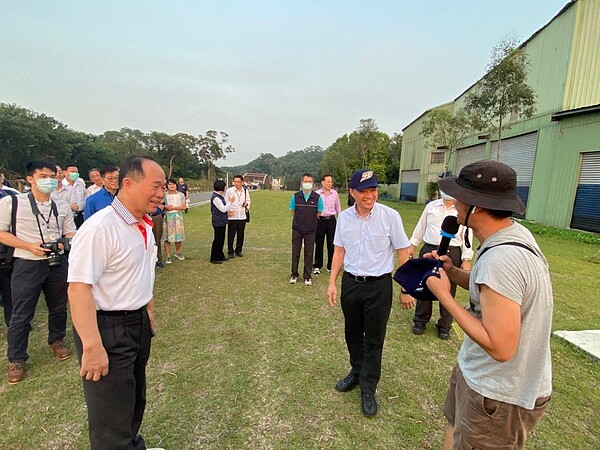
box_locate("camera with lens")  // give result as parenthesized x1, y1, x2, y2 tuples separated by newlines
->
(40, 241, 62, 267)
(58, 237, 72, 252)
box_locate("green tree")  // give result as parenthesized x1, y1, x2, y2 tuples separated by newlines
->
(465, 38, 536, 160)
(420, 108, 472, 167)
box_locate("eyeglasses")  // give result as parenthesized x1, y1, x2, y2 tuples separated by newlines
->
(104, 177, 119, 182)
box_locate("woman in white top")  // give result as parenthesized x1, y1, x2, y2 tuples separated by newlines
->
(163, 178, 186, 263)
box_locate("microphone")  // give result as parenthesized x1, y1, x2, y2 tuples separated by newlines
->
(437, 215, 460, 256)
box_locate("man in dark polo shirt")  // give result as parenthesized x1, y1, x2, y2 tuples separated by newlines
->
(328, 169, 411, 416)
(289, 173, 324, 286)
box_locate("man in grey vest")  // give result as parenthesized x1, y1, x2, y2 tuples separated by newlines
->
(427, 160, 552, 449)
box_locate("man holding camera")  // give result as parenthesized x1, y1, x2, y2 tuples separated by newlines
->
(0, 161, 76, 384)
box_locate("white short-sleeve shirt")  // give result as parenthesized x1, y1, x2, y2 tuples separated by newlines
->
(334, 202, 410, 276)
(67, 198, 157, 311)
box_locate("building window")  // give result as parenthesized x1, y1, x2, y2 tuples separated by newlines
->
(431, 151, 445, 164)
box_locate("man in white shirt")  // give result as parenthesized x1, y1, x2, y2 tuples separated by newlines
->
(225, 175, 250, 258)
(408, 192, 473, 339)
(68, 156, 165, 449)
(85, 168, 103, 198)
(63, 164, 86, 228)
(50, 165, 72, 205)
(0, 160, 76, 384)
(327, 169, 411, 416)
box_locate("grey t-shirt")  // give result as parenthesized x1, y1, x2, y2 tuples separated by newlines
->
(458, 222, 553, 409)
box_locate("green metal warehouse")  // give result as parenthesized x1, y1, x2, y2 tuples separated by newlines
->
(399, 0, 600, 233)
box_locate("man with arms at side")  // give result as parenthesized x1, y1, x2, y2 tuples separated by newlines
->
(225, 175, 250, 258)
(85, 168, 103, 199)
(427, 161, 553, 450)
(289, 173, 323, 286)
(63, 164, 86, 228)
(50, 165, 72, 205)
(68, 156, 165, 449)
(0, 161, 76, 384)
(313, 174, 341, 275)
(327, 169, 412, 416)
(84, 166, 119, 218)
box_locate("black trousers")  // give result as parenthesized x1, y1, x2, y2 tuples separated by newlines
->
(8, 256, 68, 362)
(74, 211, 84, 229)
(211, 225, 227, 261)
(291, 229, 315, 280)
(227, 220, 246, 255)
(341, 272, 392, 394)
(0, 267, 13, 327)
(413, 244, 462, 333)
(314, 216, 336, 270)
(74, 308, 152, 450)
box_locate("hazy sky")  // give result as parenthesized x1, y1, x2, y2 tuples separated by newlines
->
(1, 1, 568, 166)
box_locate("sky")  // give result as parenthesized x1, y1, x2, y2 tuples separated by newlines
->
(0, 0, 569, 167)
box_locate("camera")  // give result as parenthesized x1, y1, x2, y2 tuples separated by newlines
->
(40, 242, 62, 267)
(58, 237, 72, 252)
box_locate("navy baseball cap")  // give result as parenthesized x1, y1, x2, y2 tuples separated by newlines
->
(349, 169, 379, 191)
(393, 258, 443, 301)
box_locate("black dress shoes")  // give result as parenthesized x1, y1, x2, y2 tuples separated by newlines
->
(236, 252, 244, 257)
(335, 373, 359, 392)
(412, 324, 426, 335)
(361, 391, 377, 416)
(210, 260, 223, 264)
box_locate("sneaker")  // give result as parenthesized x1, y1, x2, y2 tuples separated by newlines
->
(50, 339, 72, 360)
(305, 279, 312, 286)
(289, 277, 298, 284)
(8, 360, 25, 384)
(313, 267, 320, 274)
(165, 257, 172, 264)
(155, 261, 165, 269)
(174, 253, 185, 260)
(327, 268, 331, 273)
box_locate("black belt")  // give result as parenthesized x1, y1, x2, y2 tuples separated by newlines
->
(97, 305, 146, 316)
(423, 242, 460, 249)
(345, 272, 389, 283)
(319, 215, 334, 220)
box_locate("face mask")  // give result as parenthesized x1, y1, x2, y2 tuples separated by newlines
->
(69, 172, 80, 181)
(36, 178, 58, 194)
(440, 191, 454, 200)
(302, 182, 313, 191)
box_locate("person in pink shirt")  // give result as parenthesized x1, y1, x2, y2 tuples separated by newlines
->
(313, 174, 342, 274)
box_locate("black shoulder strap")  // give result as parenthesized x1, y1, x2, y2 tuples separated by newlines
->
(10, 192, 17, 237)
(478, 241, 538, 259)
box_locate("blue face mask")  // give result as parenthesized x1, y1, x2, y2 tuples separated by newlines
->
(36, 178, 58, 194)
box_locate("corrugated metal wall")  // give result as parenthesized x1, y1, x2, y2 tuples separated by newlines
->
(564, 0, 600, 110)
(571, 151, 600, 232)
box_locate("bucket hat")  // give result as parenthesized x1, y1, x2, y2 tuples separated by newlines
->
(437, 160, 525, 214)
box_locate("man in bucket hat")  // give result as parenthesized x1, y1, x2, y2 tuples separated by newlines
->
(427, 160, 553, 449)
(327, 169, 411, 416)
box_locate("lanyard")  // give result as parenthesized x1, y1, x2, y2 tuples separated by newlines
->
(28, 192, 60, 243)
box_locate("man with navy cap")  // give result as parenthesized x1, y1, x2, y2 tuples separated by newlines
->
(427, 160, 552, 449)
(327, 168, 411, 416)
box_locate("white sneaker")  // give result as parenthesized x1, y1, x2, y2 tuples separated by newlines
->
(313, 267, 320, 274)
(290, 277, 298, 284)
(174, 253, 185, 260)
(305, 279, 312, 286)
(165, 257, 172, 264)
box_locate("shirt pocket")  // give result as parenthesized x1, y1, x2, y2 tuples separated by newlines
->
(366, 233, 390, 254)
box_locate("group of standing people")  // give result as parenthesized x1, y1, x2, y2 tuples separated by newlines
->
(209, 175, 250, 264)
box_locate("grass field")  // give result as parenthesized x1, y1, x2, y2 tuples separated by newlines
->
(1, 190, 599, 449)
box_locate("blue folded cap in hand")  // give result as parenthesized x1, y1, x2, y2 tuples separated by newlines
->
(393, 257, 443, 301)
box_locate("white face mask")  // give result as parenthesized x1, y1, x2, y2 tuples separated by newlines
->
(440, 191, 454, 200)
(36, 178, 58, 194)
(302, 182, 313, 191)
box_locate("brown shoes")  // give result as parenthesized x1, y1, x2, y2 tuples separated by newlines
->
(8, 360, 25, 384)
(50, 339, 72, 361)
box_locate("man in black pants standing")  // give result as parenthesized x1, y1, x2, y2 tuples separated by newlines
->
(327, 169, 411, 416)
(0, 161, 75, 384)
(408, 191, 472, 339)
(68, 157, 165, 449)
(313, 174, 341, 274)
(289, 173, 323, 286)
